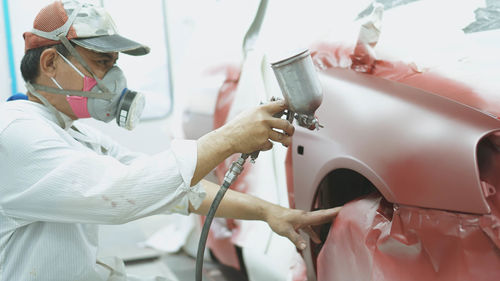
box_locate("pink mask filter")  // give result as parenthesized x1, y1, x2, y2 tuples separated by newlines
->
(66, 76, 97, 118)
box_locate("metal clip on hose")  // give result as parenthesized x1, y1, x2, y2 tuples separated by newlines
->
(195, 152, 259, 281)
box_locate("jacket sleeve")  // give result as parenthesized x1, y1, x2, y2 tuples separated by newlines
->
(0, 118, 206, 224)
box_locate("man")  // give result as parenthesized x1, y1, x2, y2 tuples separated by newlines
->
(0, 1, 340, 280)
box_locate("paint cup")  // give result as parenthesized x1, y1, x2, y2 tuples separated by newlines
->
(271, 49, 323, 128)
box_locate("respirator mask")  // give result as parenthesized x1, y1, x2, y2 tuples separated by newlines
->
(27, 44, 145, 130)
(50, 51, 145, 130)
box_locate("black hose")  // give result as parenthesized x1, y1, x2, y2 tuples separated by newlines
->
(195, 180, 232, 281)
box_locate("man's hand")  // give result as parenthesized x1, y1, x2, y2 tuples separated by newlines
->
(192, 100, 295, 185)
(221, 99, 295, 153)
(265, 205, 341, 250)
(191, 180, 341, 250)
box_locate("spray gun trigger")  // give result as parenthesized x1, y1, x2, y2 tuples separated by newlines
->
(250, 150, 260, 163)
(273, 110, 287, 119)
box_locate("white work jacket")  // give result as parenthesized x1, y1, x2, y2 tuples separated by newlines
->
(0, 100, 206, 281)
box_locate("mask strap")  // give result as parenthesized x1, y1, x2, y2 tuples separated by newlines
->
(56, 50, 84, 78)
(30, 83, 115, 100)
(26, 82, 66, 128)
(50, 77, 63, 89)
(59, 35, 93, 76)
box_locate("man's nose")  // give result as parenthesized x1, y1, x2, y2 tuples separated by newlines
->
(94, 69, 107, 80)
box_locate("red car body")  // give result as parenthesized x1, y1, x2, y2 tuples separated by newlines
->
(182, 1, 500, 280)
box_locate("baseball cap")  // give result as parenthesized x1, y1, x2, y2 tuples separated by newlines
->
(23, 0, 150, 56)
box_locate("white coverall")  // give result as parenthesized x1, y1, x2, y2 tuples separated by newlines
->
(0, 100, 206, 281)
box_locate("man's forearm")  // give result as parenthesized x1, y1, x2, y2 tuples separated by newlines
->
(189, 179, 281, 221)
(189, 179, 342, 251)
(191, 129, 233, 186)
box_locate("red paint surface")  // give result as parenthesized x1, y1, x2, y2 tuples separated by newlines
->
(212, 65, 241, 130)
(206, 235, 240, 270)
(317, 194, 500, 281)
(310, 43, 497, 118)
(285, 145, 295, 209)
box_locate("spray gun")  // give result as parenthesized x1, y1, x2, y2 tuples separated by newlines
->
(271, 49, 323, 130)
(195, 49, 323, 281)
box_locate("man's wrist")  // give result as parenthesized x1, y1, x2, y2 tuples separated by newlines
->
(261, 201, 285, 223)
(210, 127, 234, 159)
(192, 127, 235, 185)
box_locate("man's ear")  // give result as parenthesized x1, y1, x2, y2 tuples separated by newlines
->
(39, 48, 58, 77)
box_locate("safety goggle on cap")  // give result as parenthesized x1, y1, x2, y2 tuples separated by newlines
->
(23, 0, 150, 56)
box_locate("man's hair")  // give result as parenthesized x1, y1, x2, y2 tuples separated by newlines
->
(20, 44, 72, 83)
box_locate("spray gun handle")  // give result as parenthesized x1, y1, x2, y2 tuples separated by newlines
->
(242, 150, 260, 164)
(250, 150, 260, 163)
(286, 110, 294, 124)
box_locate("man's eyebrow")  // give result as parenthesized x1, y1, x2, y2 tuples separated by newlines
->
(91, 52, 117, 61)
(95, 53, 114, 59)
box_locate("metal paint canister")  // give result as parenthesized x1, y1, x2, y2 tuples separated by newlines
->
(271, 49, 323, 119)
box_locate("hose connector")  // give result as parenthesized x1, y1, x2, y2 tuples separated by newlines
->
(223, 155, 247, 186)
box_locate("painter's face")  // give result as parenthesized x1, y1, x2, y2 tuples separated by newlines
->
(34, 45, 118, 119)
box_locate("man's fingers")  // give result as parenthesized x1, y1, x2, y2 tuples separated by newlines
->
(303, 226, 321, 244)
(260, 99, 287, 114)
(268, 129, 292, 146)
(267, 118, 295, 136)
(261, 140, 273, 151)
(305, 207, 342, 225)
(285, 229, 307, 250)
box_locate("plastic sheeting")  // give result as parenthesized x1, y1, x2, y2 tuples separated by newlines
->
(317, 194, 500, 281)
(357, 0, 423, 20)
(463, 0, 500, 33)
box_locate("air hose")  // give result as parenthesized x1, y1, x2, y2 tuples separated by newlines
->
(195, 152, 258, 281)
